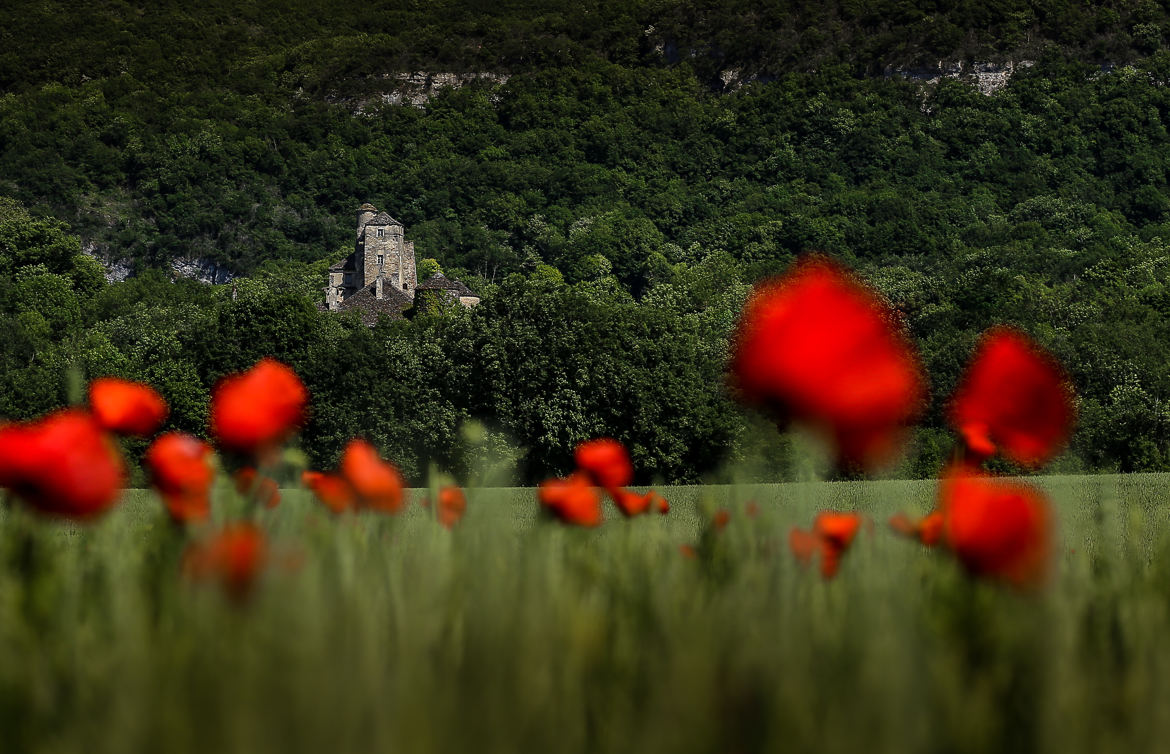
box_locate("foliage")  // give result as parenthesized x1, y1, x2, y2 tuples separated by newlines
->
(6, 6, 1170, 477)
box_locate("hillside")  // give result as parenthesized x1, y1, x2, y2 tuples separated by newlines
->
(3, 1, 1170, 481)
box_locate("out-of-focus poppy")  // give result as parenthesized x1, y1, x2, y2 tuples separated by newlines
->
(655, 493, 670, 515)
(538, 472, 602, 527)
(679, 544, 697, 559)
(340, 439, 405, 513)
(745, 501, 760, 518)
(949, 328, 1074, 468)
(436, 485, 467, 529)
(574, 438, 634, 490)
(182, 522, 267, 603)
(611, 488, 655, 517)
(814, 511, 863, 549)
(234, 467, 281, 509)
(888, 510, 944, 546)
(301, 470, 355, 514)
(89, 377, 168, 437)
(713, 509, 731, 531)
(209, 359, 308, 458)
(790, 511, 865, 579)
(940, 467, 1052, 589)
(145, 432, 214, 524)
(788, 527, 819, 566)
(730, 257, 926, 470)
(0, 409, 125, 518)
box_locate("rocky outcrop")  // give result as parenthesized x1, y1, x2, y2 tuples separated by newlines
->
(170, 258, 235, 284)
(335, 72, 511, 113)
(81, 241, 133, 283)
(884, 60, 1035, 95)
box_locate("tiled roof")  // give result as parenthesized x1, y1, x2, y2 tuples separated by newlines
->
(449, 278, 476, 297)
(336, 281, 413, 325)
(416, 272, 457, 290)
(417, 272, 477, 296)
(365, 210, 401, 227)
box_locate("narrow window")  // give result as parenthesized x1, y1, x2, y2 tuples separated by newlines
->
(377, 254, 384, 267)
(377, 228, 384, 238)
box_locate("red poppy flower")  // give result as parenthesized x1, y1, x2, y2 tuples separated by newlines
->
(234, 467, 281, 509)
(0, 409, 125, 518)
(888, 510, 944, 546)
(89, 377, 168, 436)
(538, 472, 602, 527)
(790, 511, 864, 579)
(655, 493, 669, 515)
(939, 467, 1052, 589)
(145, 432, 214, 524)
(436, 485, 467, 529)
(788, 527, 819, 566)
(610, 488, 654, 517)
(712, 509, 731, 531)
(301, 470, 355, 514)
(814, 511, 863, 549)
(949, 328, 1074, 468)
(340, 439, 405, 513)
(182, 522, 267, 603)
(574, 438, 634, 490)
(209, 359, 308, 457)
(730, 257, 925, 470)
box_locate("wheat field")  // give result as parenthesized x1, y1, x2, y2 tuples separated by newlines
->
(2, 475, 1169, 753)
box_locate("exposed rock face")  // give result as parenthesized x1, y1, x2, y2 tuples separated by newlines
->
(170, 258, 235, 284)
(81, 241, 133, 283)
(336, 72, 512, 113)
(885, 60, 1035, 95)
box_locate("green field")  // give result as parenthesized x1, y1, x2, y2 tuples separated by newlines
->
(3, 475, 1170, 753)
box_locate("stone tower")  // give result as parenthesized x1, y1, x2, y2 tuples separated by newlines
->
(359, 209, 416, 295)
(325, 203, 417, 311)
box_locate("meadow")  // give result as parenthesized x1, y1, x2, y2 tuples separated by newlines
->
(2, 474, 1170, 754)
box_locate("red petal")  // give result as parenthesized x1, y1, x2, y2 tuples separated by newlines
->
(340, 439, 404, 513)
(234, 467, 281, 509)
(182, 522, 267, 603)
(813, 511, 862, 549)
(437, 485, 467, 529)
(301, 470, 355, 514)
(889, 510, 944, 547)
(788, 527, 818, 565)
(209, 359, 308, 456)
(538, 472, 602, 527)
(819, 542, 844, 579)
(611, 487, 653, 517)
(145, 432, 214, 524)
(0, 410, 125, 518)
(89, 377, 168, 436)
(940, 467, 1052, 589)
(949, 328, 1074, 468)
(730, 257, 925, 470)
(574, 438, 634, 489)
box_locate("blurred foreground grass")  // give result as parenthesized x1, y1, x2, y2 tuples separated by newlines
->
(3, 475, 1170, 753)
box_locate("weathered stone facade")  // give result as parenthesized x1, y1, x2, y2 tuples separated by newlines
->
(325, 203, 417, 311)
(324, 203, 479, 324)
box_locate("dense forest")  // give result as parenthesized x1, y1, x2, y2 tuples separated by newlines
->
(4, 1, 1170, 482)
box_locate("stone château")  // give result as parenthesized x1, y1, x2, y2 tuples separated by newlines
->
(324, 203, 478, 324)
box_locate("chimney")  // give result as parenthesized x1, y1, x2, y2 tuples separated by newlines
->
(375, 275, 383, 300)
